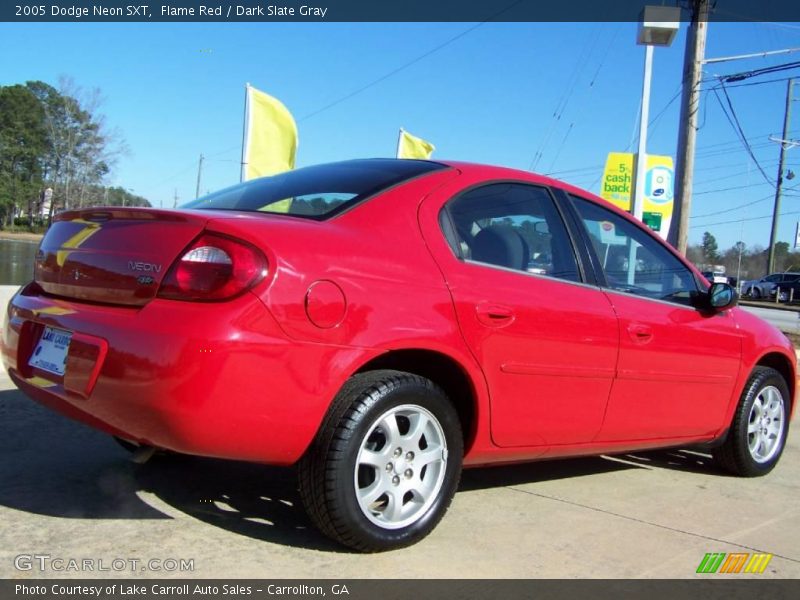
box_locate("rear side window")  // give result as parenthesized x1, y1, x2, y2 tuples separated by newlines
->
(441, 183, 580, 282)
(182, 159, 446, 219)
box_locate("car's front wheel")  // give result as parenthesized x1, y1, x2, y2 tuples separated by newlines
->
(751, 287, 762, 299)
(298, 370, 463, 552)
(714, 366, 790, 477)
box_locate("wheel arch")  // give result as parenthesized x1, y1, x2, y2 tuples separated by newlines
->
(755, 351, 796, 412)
(353, 348, 481, 453)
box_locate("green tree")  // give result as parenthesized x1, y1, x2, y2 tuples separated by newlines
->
(0, 85, 48, 226)
(1, 79, 139, 229)
(774, 241, 790, 271)
(701, 231, 720, 264)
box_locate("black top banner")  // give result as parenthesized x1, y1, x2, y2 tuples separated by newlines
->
(3, 0, 800, 23)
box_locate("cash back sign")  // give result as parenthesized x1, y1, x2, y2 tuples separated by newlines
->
(600, 152, 674, 241)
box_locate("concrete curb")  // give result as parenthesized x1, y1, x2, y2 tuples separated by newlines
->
(739, 299, 800, 314)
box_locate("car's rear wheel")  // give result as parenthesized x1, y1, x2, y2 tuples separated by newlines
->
(751, 288, 761, 299)
(714, 366, 790, 477)
(298, 370, 463, 552)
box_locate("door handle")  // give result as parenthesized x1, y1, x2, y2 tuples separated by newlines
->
(627, 323, 653, 343)
(475, 303, 515, 327)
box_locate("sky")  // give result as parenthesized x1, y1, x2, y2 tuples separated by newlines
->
(1, 20, 799, 251)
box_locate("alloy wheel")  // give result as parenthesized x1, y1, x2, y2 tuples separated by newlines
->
(354, 404, 448, 530)
(747, 385, 785, 463)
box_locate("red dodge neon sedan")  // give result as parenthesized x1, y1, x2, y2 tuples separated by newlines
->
(2, 159, 795, 551)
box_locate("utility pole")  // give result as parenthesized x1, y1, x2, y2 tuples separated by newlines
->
(670, 0, 709, 255)
(195, 153, 204, 199)
(767, 79, 795, 274)
(173, 188, 179, 209)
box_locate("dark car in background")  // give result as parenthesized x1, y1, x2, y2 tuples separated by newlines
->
(769, 278, 800, 302)
(743, 273, 800, 299)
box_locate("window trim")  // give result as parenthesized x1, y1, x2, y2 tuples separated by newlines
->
(438, 179, 590, 284)
(549, 187, 603, 287)
(460, 258, 609, 291)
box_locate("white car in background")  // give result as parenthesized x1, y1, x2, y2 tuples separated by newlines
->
(702, 271, 729, 284)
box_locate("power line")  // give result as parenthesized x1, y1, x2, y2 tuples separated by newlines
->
(545, 163, 604, 177)
(530, 25, 604, 171)
(752, 22, 800, 32)
(544, 85, 682, 187)
(694, 180, 773, 196)
(693, 160, 785, 186)
(650, 86, 683, 127)
(298, 3, 527, 122)
(695, 139, 774, 159)
(545, 137, 793, 180)
(691, 181, 800, 223)
(717, 60, 800, 83)
(712, 82, 777, 188)
(691, 192, 774, 219)
(689, 209, 800, 229)
(705, 74, 799, 90)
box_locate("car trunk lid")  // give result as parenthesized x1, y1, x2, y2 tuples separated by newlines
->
(35, 208, 209, 306)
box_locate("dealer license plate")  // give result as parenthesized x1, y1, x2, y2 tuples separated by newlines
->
(28, 326, 72, 376)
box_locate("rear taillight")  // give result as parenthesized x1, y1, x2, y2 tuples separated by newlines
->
(158, 233, 267, 301)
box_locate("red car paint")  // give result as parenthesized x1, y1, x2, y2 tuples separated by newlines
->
(2, 160, 795, 469)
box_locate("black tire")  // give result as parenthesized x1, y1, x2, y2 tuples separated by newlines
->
(298, 370, 463, 552)
(714, 366, 791, 477)
(751, 288, 762, 299)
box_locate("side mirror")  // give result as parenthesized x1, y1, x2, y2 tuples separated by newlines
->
(705, 282, 738, 312)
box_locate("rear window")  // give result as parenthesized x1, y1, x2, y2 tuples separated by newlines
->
(182, 159, 446, 219)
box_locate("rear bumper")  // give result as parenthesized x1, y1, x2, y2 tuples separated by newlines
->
(2, 286, 371, 465)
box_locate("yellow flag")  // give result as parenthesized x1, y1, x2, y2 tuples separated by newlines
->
(242, 84, 298, 181)
(396, 129, 435, 159)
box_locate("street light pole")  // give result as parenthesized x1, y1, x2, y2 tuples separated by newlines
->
(767, 78, 795, 274)
(629, 6, 680, 283)
(195, 153, 205, 199)
(628, 44, 655, 285)
(632, 44, 654, 226)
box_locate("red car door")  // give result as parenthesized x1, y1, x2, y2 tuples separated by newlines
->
(569, 195, 743, 441)
(420, 178, 619, 448)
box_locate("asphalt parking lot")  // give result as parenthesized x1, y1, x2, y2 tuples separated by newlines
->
(0, 365, 798, 579)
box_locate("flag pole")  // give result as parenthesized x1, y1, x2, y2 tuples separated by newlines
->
(240, 83, 251, 182)
(395, 128, 404, 159)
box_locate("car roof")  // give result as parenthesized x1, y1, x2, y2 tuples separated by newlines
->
(436, 159, 625, 214)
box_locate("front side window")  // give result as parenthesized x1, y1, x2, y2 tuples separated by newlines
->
(571, 195, 698, 305)
(442, 183, 580, 282)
